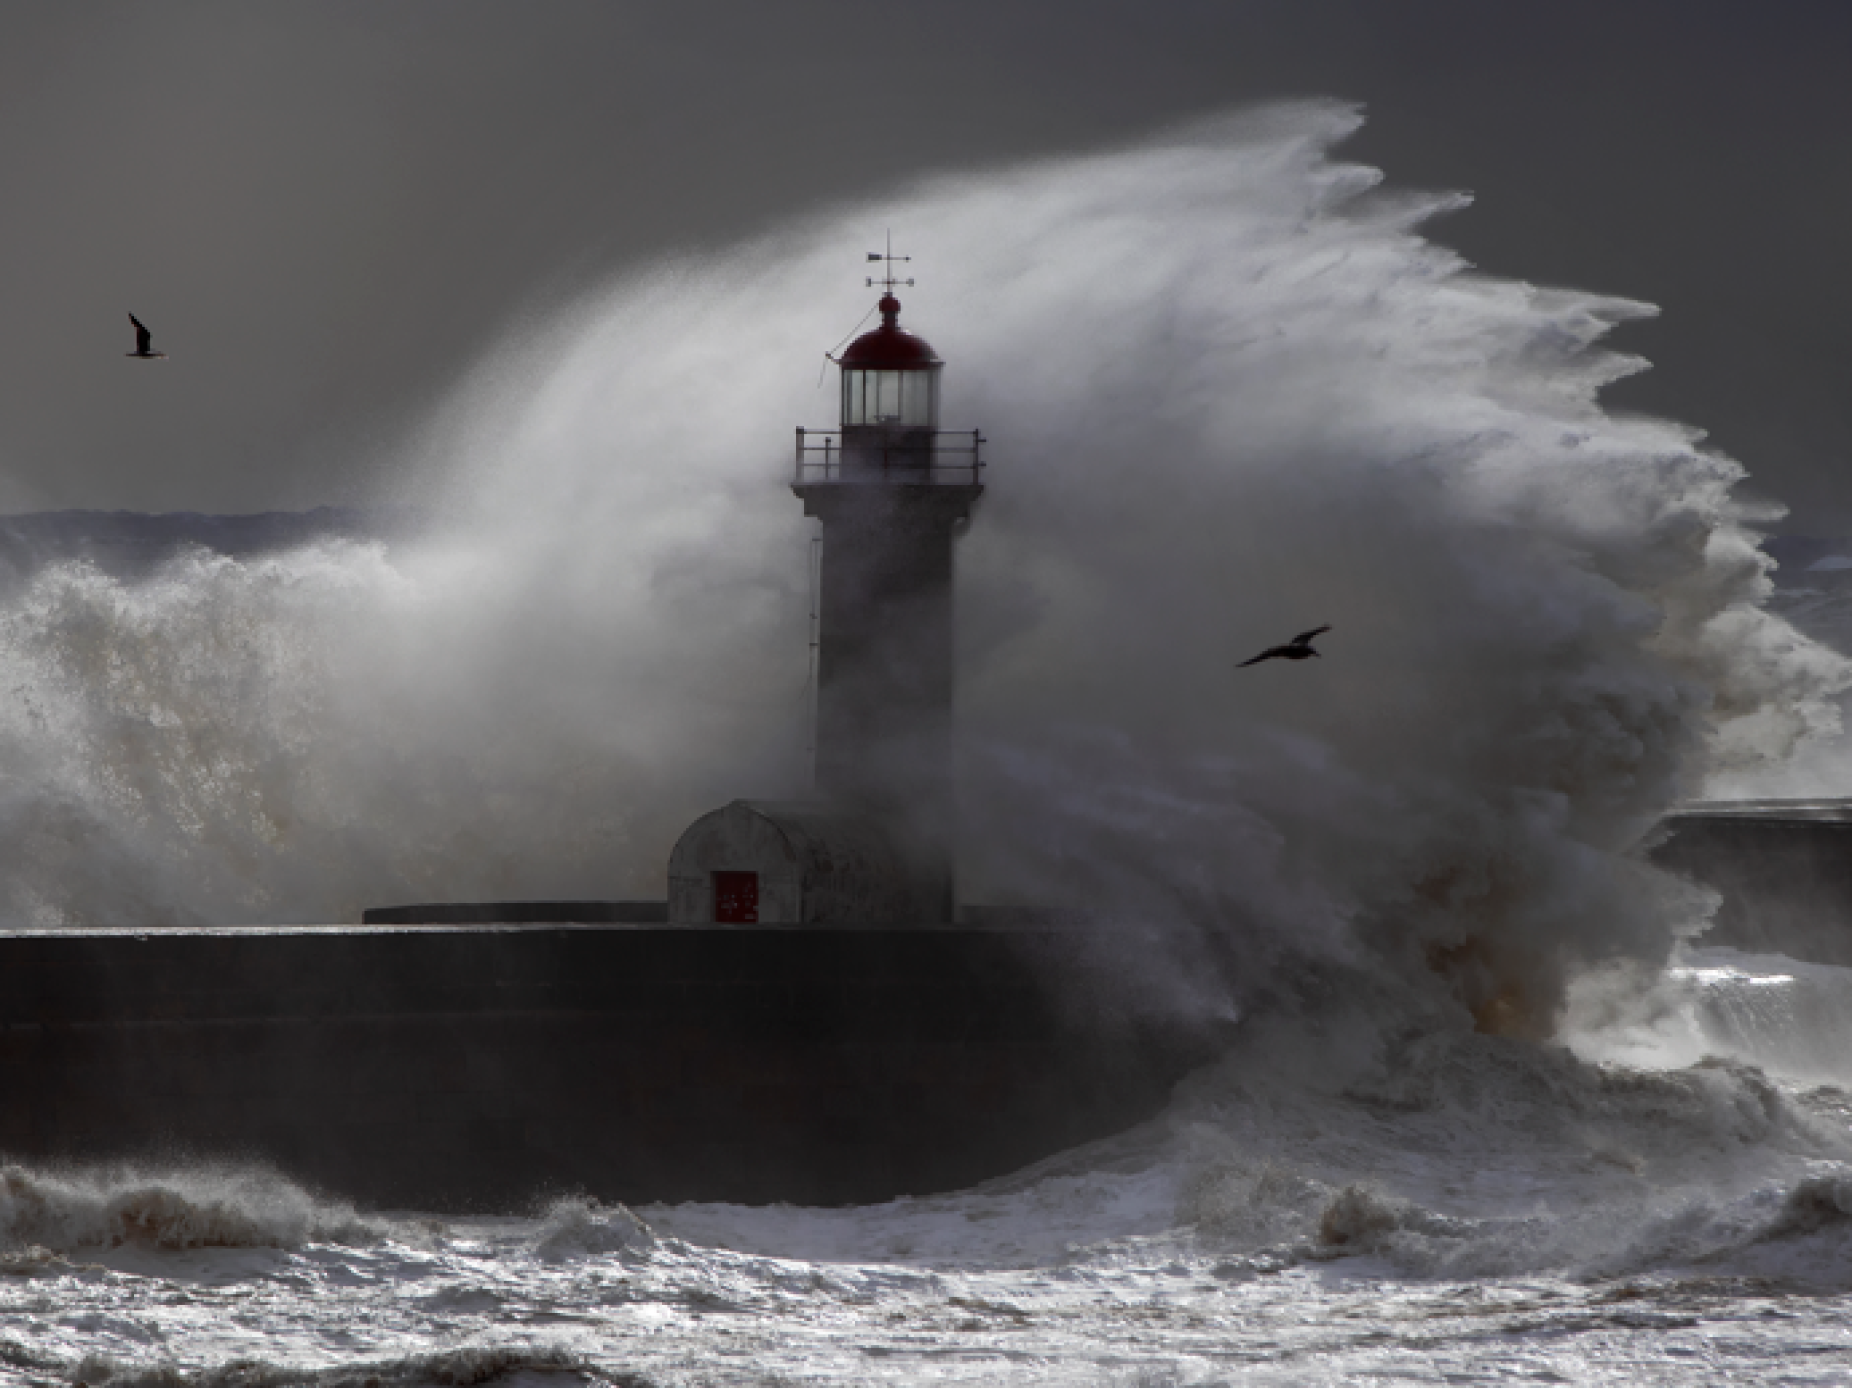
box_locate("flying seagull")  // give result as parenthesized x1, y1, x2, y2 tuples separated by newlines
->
(126, 313, 166, 359)
(1237, 624, 1331, 667)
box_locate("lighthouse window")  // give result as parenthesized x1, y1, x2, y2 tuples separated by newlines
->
(841, 369, 939, 428)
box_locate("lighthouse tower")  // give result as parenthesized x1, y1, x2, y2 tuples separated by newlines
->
(665, 254, 983, 926)
(795, 259, 984, 919)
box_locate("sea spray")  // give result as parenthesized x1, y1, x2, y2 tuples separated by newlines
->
(1566, 945, 1852, 1086)
(0, 103, 1838, 1043)
(429, 101, 1847, 1029)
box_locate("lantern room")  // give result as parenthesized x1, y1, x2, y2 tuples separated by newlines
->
(839, 294, 941, 430)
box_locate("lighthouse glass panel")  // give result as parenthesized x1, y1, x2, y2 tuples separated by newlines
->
(841, 369, 939, 428)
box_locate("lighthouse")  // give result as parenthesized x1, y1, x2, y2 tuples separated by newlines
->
(795, 259, 984, 918)
(667, 253, 984, 925)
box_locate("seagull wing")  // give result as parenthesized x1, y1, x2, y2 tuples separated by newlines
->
(1290, 624, 1331, 646)
(129, 313, 151, 354)
(1238, 646, 1285, 667)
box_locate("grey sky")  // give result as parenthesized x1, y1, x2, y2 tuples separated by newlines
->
(0, 1, 1847, 528)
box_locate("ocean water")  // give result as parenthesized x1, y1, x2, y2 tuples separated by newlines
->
(3, 947, 1850, 1386)
(4, 103, 1852, 1381)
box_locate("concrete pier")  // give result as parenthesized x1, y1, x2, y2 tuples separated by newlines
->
(0, 923, 1215, 1212)
(1650, 800, 1852, 967)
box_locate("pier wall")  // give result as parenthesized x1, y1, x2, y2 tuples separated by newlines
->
(1650, 806, 1852, 967)
(0, 925, 1211, 1212)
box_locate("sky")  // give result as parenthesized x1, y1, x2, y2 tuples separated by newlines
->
(0, 1, 1847, 530)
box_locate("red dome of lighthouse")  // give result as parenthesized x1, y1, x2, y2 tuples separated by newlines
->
(839, 295, 940, 369)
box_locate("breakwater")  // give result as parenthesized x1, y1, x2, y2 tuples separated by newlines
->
(0, 923, 1212, 1212)
(1651, 801, 1852, 967)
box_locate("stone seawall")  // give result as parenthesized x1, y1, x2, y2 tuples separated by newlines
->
(0, 925, 1213, 1212)
(1650, 803, 1852, 967)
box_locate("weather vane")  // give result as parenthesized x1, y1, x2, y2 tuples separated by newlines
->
(866, 232, 914, 293)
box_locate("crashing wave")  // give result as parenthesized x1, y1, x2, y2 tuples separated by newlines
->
(0, 1162, 379, 1253)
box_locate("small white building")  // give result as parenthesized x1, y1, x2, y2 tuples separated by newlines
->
(667, 800, 928, 925)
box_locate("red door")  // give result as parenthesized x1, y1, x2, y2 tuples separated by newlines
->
(713, 870, 759, 924)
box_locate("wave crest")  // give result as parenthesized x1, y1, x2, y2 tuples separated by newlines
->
(0, 1162, 379, 1253)
(530, 1197, 656, 1260)
(67, 1344, 620, 1388)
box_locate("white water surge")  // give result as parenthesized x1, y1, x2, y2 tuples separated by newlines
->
(2, 990, 1851, 1385)
(3, 103, 1851, 1383)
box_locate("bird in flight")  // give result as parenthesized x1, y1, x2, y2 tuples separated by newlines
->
(126, 313, 166, 359)
(1237, 624, 1331, 667)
